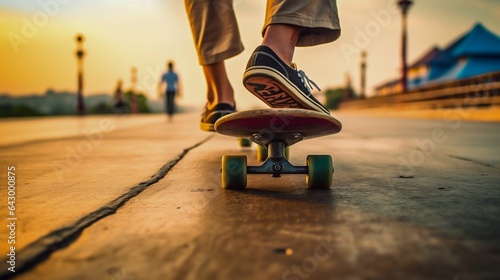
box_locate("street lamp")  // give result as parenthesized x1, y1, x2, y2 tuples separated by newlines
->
(130, 67, 138, 114)
(75, 34, 86, 115)
(398, 0, 413, 93)
(360, 51, 367, 99)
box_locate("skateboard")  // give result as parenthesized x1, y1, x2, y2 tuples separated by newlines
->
(215, 109, 342, 189)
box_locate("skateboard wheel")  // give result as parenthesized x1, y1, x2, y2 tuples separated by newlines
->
(221, 155, 247, 189)
(239, 138, 252, 147)
(257, 145, 268, 161)
(306, 155, 333, 189)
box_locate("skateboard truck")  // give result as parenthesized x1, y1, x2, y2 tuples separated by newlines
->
(247, 140, 308, 177)
(221, 137, 333, 189)
(216, 109, 341, 190)
(251, 132, 303, 147)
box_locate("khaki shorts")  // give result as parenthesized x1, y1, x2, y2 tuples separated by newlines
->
(185, 0, 341, 65)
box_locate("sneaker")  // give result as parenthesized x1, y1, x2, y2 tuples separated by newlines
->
(200, 103, 236, 132)
(243, 45, 330, 115)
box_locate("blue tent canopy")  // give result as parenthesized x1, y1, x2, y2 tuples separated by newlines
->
(377, 23, 500, 93)
(447, 23, 500, 57)
(409, 23, 500, 88)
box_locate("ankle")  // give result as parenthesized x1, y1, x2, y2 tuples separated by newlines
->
(207, 92, 235, 109)
(261, 24, 301, 64)
(261, 43, 294, 65)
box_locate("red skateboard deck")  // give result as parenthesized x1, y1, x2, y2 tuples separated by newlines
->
(215, 109, 342, 147)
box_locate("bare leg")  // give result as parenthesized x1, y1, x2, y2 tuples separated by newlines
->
(262, 24, 302, 65)
(202, 61, 235, 108)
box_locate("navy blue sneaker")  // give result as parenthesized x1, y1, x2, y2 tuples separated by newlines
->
(243, 45, 330, 115)
(200, 103, 236, 132)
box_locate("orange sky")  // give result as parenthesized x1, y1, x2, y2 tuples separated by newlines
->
(1, 0, 499, 109)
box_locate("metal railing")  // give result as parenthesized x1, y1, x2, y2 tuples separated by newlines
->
(340, 71, 500, 110)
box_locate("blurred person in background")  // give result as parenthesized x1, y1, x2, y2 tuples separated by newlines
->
(158, 61, 182, 122)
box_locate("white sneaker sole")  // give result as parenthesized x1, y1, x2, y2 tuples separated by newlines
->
(243, 66, 330, 115)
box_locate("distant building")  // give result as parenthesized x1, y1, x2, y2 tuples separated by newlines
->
(375, 23, 500, 96)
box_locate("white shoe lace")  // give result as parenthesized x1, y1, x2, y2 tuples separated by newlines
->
(293, 63, 321, 94)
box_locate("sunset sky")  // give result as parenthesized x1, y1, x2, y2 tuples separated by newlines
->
(1, 0, 499, 109)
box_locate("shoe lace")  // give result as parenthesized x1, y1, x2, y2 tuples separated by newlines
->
(294, 64, 321, 93)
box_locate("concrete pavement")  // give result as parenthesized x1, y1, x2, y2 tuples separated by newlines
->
(0, 113, 209, 276)
(1, 111, 499, 279)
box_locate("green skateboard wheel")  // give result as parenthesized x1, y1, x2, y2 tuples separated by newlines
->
(306, 155, 333, 189)
(238, 138, 252, 147)
(221, 155, 247, 189)
(257, 145, 268, 161)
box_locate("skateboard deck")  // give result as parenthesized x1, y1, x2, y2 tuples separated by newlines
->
(215, 109, 342, 189)
(215, 109, 342, 147)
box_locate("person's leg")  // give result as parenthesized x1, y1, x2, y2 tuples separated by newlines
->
(243, 0, 340, 114)
(199, 63, 237, 131)
(185, 0, 242, 131)
(203, 61, 235, 108)
(167, 91, 175, 117)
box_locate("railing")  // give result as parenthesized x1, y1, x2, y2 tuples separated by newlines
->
(340, 72, 500, 110)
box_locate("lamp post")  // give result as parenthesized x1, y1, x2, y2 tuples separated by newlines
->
(130, 67, 138, 114)
(398, 0, 413, 93)
(360, 51, 367, 99)
(75, 34, 86, 115)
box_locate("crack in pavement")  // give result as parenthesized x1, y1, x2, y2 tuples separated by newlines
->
(0, 135, 214, 279)
(447, 154, 497, 168)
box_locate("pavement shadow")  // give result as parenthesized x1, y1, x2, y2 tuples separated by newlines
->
(227, 188, 338, 207)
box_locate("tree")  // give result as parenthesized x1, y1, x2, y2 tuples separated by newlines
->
(124, 90, 151, 113)
(324, 87, 358, 110)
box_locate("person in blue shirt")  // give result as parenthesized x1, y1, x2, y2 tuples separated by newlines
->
(159, 61, 181, 121)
